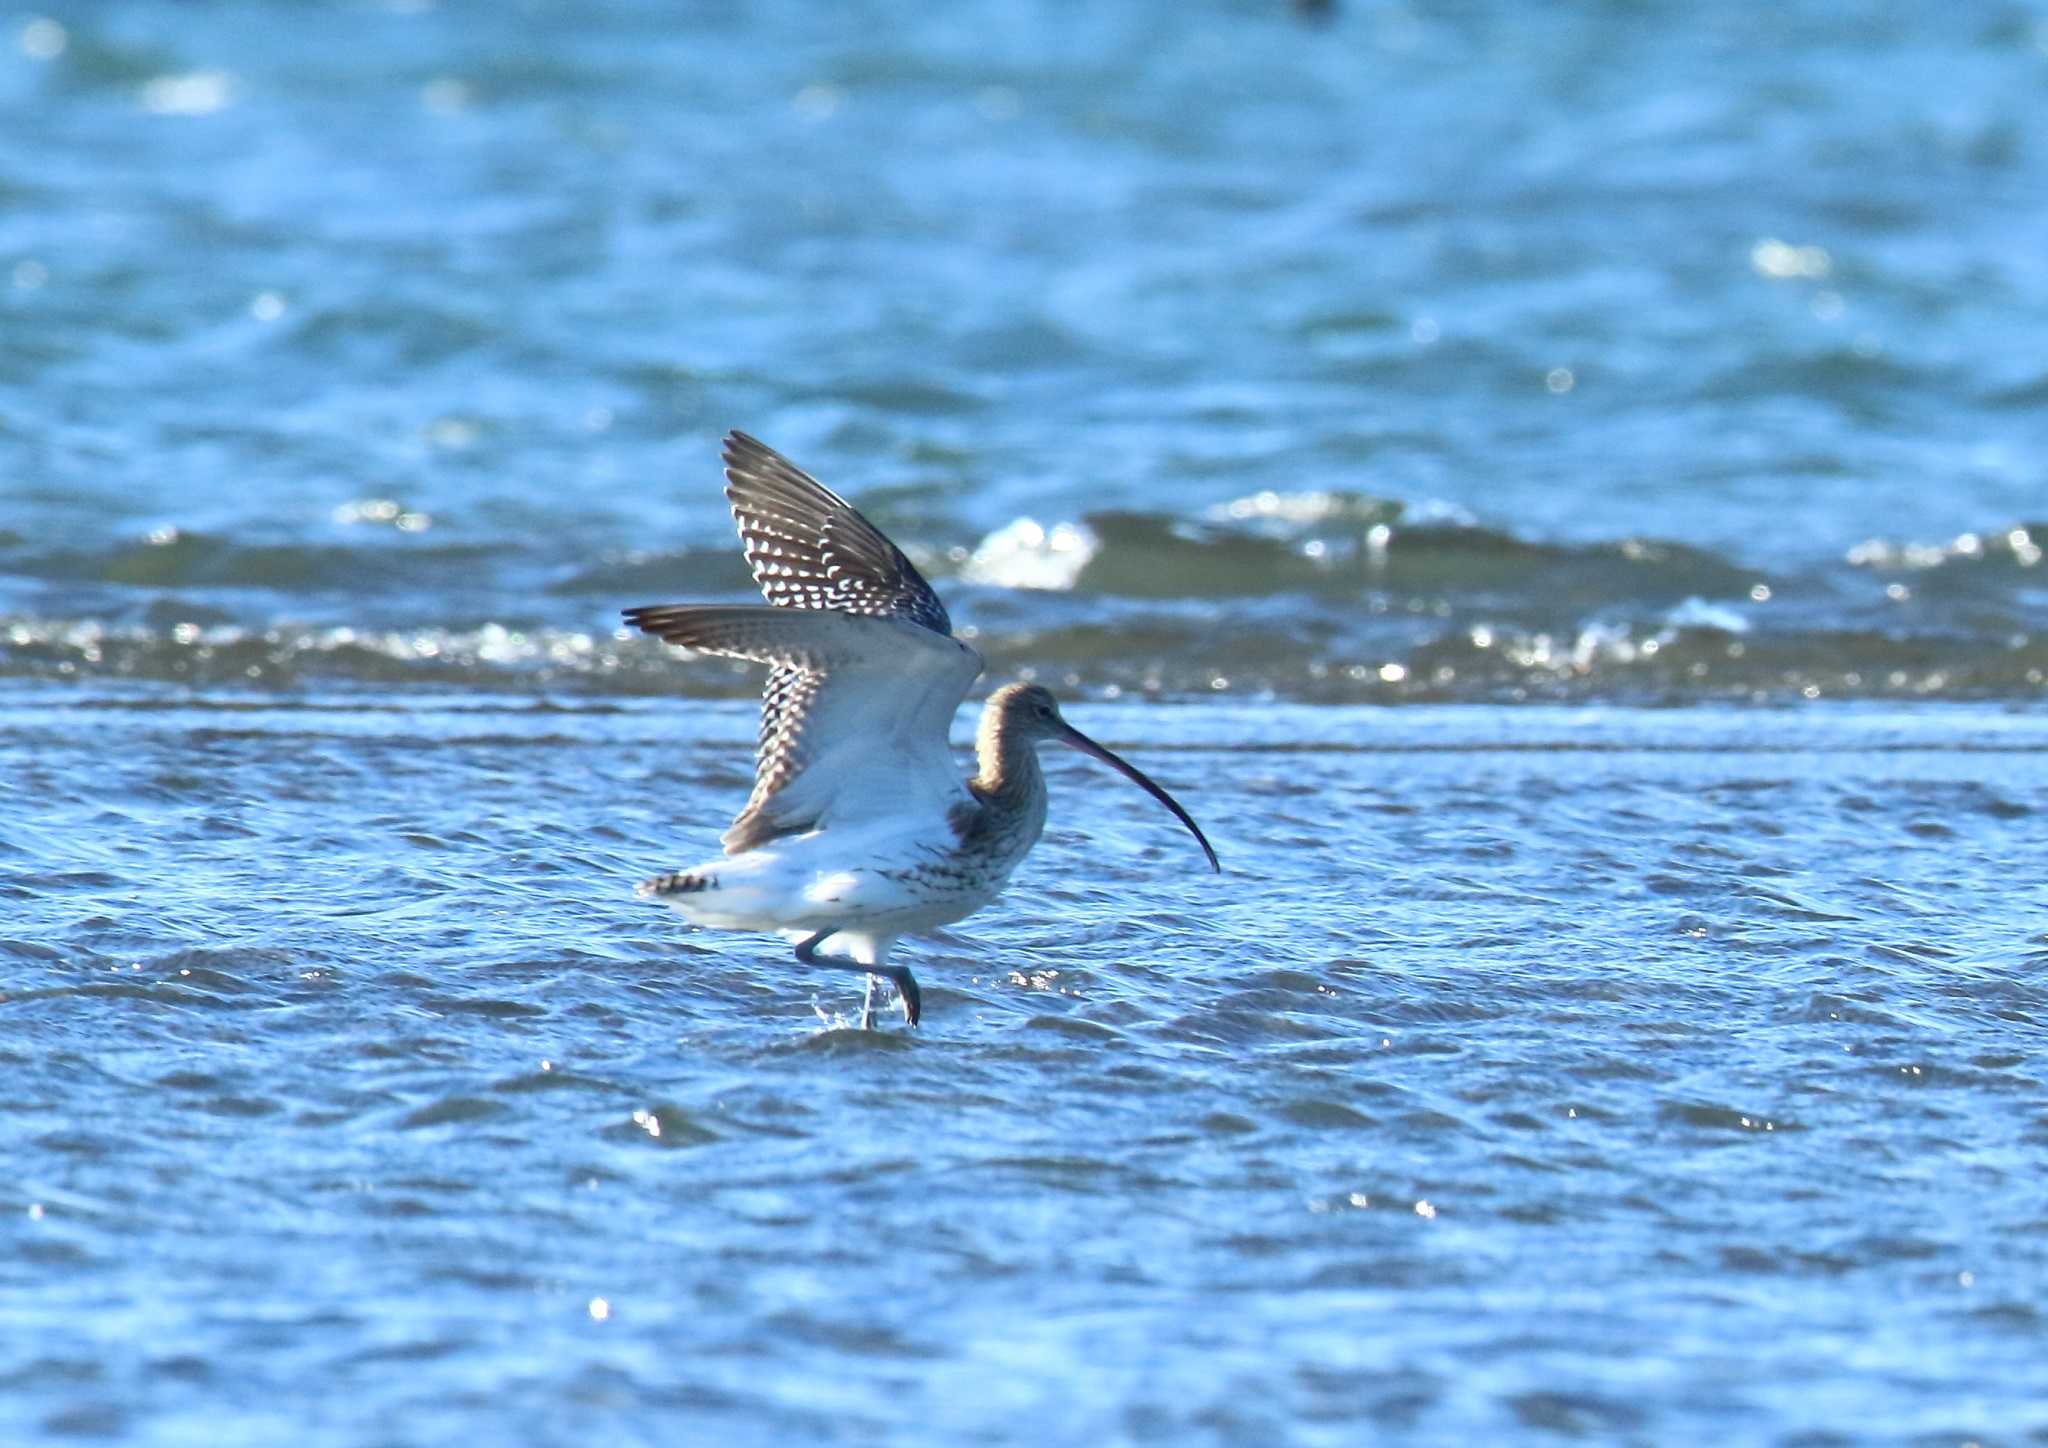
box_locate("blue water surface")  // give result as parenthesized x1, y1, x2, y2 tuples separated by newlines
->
(5, 3, 2048, 1444)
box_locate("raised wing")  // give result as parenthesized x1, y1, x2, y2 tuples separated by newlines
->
(623, 605, 984, 853)
(722, 430, 953, 635)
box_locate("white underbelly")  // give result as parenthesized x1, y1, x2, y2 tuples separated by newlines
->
(650, 822, 1029, 937)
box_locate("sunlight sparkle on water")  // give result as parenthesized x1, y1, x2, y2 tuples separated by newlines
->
(140, 72, 235, 116)
(963, 518, 1098, 590)
(334, 499, 431, 531)
(1751, 237, 1832, 280)
(18, 16, 64, 59)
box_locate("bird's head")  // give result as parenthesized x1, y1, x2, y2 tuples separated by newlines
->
(987, 682, 1069, 743)
(984, 683, 1220, 872)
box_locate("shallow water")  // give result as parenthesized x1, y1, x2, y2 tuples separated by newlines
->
(7, 0, 2048, 1442)
(6, 694, 2048, 1444)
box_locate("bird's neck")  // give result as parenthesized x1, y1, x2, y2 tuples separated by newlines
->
(970, 707, 1044, 816)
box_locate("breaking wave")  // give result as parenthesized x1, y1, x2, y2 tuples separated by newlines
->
(4, 501, 2044, 704)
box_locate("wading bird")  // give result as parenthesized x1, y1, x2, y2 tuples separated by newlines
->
(625, 432, 1220, 1029)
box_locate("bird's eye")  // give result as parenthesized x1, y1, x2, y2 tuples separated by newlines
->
(1035, 702, 1055, 719)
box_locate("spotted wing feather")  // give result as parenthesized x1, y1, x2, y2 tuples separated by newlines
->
(722, 431, 953, 636)
(622, 605, 983, 853)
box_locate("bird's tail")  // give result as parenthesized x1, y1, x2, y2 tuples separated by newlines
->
(636, 869, 718, 899)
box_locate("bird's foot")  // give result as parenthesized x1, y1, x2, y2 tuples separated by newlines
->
(853, 970, 917, 1029)
(882, 966, 922, 1028)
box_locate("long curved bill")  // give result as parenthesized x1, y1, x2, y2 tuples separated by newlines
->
(1057, 723, 1221, 873)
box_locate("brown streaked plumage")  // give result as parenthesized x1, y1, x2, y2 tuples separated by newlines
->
(625, 431, 1219, 1029)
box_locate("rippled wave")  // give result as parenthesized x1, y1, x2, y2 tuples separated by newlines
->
(5, 504, 2043, 703)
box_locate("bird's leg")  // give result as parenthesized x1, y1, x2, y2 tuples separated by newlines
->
(881, 965, 921, 1027)
(852, 967, 919, 1028)
(793, 931, 864, 1027)
(791, 932, 917, 1030)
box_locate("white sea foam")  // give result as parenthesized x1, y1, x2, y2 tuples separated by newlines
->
(960, 518, 1099, 591)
